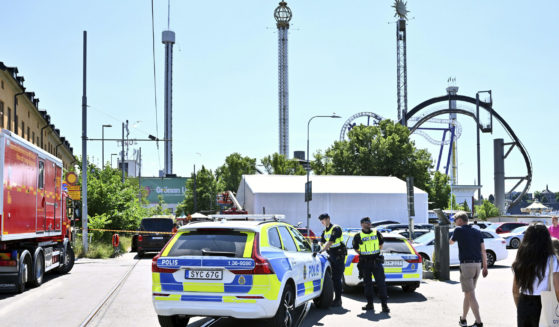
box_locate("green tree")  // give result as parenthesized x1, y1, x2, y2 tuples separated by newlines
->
(425, 171, 450, 210)
(534, 191, 542, 202)
(176, 166, 220, 215)
(261, 153, 306, 175)
(462, 200, 470, 213)
(216, 153, 257, 191)
(313, 120, 433, 190)
(475, 199, 500, 220)
(77, 157, 151, 233)
(152, 195, 171, 215)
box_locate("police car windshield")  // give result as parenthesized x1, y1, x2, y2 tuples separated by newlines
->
(413, 231, 434, 244)
(168, 231, 248, 257)
(382, 238, 412, 254)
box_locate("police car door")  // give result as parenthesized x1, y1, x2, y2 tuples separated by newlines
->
(277, 226, 308, 305)
(288, 226, 322, 302)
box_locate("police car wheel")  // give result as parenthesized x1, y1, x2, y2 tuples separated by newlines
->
(157, 315, 190, 327)
(270, 284, 295, 327)
(313, 269, 333, 309)
(401, 283, 418, 293)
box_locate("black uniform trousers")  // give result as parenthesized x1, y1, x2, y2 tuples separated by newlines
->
(329, 254, 345, 301)
(361, 255, 388, 304)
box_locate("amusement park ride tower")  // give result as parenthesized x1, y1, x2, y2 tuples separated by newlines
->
(162, 28, 175, 176)
(275, 1, 292, 157)
(394, 0, 409, 126)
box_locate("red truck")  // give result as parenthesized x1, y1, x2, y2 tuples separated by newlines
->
(0, 129, 74, 292)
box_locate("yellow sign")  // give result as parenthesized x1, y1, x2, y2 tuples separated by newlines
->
(67, 185, 81, 200)
(65, 172, 78, 185)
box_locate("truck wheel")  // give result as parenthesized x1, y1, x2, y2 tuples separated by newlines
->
(313, 270, 333, 309)
(269, 284, 295, 327)
(16, 253, 30, 293)
(31, 251, 45, 287)
(157, 315, 190, 327)
(57, 245, 75, 274)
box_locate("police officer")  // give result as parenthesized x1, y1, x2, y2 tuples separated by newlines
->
(352, 217, 390, 313)
(316, 213, 346, 307)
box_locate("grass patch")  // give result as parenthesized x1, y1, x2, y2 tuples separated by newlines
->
(73, 233, 133, 259)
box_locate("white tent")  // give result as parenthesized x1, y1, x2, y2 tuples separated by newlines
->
(236, 175, 428, 234)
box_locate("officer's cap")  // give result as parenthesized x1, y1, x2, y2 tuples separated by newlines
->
(360, 217, 371, 224)
(318, 213, 330, 220)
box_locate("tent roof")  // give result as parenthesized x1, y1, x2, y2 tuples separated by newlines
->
(523, 201, 549, 210)
(239, 175, 427, 195)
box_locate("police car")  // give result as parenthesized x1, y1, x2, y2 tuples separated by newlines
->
(342, 232, 422, 292)
(152, 215, 333, 327)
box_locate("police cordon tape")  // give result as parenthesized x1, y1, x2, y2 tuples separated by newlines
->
(74, 227, 321, 238)
(73, 227, 175, 235)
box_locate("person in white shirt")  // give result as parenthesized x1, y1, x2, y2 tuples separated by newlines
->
(512, 223, 559, 327)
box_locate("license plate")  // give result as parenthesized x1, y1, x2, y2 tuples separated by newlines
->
(186, 270, 223, 280)
(384, 260, 403, 267)
(152, 237, 163, 240)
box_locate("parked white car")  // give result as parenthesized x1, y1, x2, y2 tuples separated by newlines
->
(501, 225, 529, 249)
(412, 229, 508, 267)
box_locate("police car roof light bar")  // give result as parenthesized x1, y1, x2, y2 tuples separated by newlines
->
(208, 214, 286, 222)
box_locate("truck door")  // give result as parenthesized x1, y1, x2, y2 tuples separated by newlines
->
(44, 160, 56, 231)
(36, 160, 46, 232)
(54, 166, 62, 231)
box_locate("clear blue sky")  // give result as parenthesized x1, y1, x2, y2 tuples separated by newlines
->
(2, 0, 557, 198)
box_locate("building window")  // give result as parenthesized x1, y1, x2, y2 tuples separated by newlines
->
(21, 121, 25, 138)
(32, 131, 35, 144)
(27, 127, 30, 141)
(0, 101, 3, 129)
(7, 108, 11, 131)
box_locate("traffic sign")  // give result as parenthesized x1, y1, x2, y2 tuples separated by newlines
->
(305, 181, 312, 202)
(65, 172, 78, 185)
(67, 184, 81, 200)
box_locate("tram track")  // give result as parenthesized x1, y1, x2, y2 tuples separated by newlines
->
(79, 257, 141, 327)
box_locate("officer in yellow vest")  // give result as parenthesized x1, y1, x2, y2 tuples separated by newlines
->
(352, 217, 389, 313)
(317, 213, 346, 307)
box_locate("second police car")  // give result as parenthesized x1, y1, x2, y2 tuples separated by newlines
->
(342, 231, 423, 293)
(152, 215, 333, 327)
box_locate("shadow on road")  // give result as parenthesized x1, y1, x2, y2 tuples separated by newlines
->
(342, 285, 428, 304)
(0, 270, 66, 298)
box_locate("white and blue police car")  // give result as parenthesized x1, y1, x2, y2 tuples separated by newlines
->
(152, 215, 333, 327)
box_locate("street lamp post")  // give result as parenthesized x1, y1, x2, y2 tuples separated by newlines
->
(101, 124, 112, 168)
(110, 153, 117, 168)
(306, 114, 341, 233)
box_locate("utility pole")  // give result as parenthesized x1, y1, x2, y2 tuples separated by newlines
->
(138, 147, 142, 201)
(81, 31, 89, 253)
(193, 164, 197, 212)
(121, 122, 125, 183)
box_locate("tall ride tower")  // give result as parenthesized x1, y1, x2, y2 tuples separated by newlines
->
(162, 29, 175, 175)
(394, 0, 409, 126)
(275, 1, 292, 157)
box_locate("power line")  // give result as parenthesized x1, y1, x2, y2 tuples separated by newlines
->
(151, 0, 162, 171)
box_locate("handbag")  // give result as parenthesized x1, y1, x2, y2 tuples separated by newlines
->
(539, 256, 559, 327)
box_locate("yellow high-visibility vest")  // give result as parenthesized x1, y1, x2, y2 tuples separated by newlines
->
(359, 230, 380, 255)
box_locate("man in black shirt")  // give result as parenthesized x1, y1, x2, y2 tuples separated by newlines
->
(352, 217, 389, 313)
(317, 213, 346, 307)
(450, 211, 487, 327)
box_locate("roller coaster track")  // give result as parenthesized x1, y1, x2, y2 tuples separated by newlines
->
(405, 94, 532, 210)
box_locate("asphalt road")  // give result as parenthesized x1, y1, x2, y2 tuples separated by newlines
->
(0, 250, 519, 327)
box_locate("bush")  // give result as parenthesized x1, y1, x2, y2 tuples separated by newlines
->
(73, 233, 132, 259)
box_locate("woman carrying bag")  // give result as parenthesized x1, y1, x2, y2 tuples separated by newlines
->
(512, 223, 559, 327)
